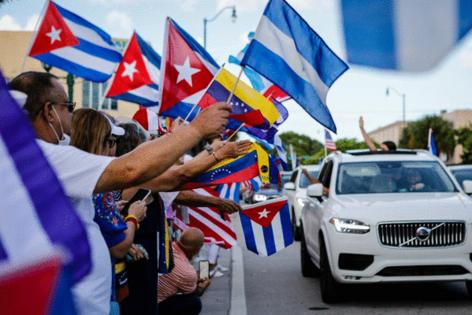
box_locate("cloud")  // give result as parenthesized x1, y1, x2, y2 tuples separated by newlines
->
(105, 10, 133, 38)
(24, 14, 39, 31)
(0, 15, 22, 30)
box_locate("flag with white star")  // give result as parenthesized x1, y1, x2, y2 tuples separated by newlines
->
(28, 1, 121, 82)
(239, 197, 293, 256)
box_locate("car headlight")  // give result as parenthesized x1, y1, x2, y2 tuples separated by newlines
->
(296, 197, 309, 208)
(253, 194, 268, 202)
(329, 218, 370, 234)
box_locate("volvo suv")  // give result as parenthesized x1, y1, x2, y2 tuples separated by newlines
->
(300, 150, 472, 303)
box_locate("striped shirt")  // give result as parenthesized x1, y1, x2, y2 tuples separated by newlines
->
(158, 242, 197, 303)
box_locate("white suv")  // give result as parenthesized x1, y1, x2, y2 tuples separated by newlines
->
(300, 150, 472, 303)
(283, 165, 320, 241)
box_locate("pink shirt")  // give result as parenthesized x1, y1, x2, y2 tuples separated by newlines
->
(158, 242, 198, 303)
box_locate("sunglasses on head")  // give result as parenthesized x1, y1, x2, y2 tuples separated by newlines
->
(52, 101, 76, 113)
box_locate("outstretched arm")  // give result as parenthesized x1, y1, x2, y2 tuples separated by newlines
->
(359, 116, 377, 152)
(175, 190, 241, 214)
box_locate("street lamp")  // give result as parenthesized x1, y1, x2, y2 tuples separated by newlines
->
(386, 86, 406, 126)
(203, 5, 237, 49)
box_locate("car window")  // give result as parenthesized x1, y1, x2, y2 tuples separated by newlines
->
(290, 170, 298, 183)
(321, 161, 333, 188)
(299, 170, 319, 188)
(337, 161, 457, 194)
(451, 169, 472, 186)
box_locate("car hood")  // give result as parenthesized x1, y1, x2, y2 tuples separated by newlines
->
(330, 193, 472, 222)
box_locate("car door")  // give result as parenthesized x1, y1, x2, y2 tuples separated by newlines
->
(305, 160, 334, 262)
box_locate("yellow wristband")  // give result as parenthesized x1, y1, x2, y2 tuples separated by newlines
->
(125, 214, 139, 230)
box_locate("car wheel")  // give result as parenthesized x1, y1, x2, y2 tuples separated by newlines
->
(292, 209, 301, 241)
(466, 281, 472, 298)
(319, 238, 343, 303)
(300, 225, 320, 278)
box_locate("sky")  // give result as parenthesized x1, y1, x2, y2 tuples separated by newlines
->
(1, 0, 471, 143)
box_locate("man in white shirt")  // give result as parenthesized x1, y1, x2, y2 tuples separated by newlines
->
(9, 71, 230, 315)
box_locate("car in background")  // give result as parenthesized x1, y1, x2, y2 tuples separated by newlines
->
(283, 165, 320, 240)
(300, 150, 472, 303)
(249, 183, 282, 204)
(281, 171, 293, 186)
(449, 165, 472, 194)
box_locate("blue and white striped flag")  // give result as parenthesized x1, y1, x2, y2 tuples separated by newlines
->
(428, 128, 438, 156)
(29, 1, 122, 82)
(241, 0, 348, 133)
(239, 197, 293, 256)
(341, 0, 472, 71)
(215, 183, 241, 203)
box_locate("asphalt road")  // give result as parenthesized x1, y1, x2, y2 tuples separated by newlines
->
(242, 242, 472, 315)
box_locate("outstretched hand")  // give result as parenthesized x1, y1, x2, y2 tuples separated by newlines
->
(359, 116, 365, 130)
(215, 140, 253, 160)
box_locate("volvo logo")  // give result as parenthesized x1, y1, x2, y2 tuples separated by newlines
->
(416, 227, 431, 242)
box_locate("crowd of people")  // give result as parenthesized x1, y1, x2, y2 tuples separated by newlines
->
(8, 71, 252, 315)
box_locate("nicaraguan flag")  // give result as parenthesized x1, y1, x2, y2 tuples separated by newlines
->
(241, 0, 348, 133)
(239, 197, 293, 256)
(428, 128, 438, 156)
(28, 1, 121, 82)
(341, 0, 472, 71)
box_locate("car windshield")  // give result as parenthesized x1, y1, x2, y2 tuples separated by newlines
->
(336, 161, 457, 194)
(299, 170, 319, 188)
(451, 169, 472, 186)
(281, 174, 292, 185)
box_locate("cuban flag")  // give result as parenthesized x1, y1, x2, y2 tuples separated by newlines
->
(239, 197, 293, 256)
(28, 1, 121, 82)
(341, 0, 472, 72)
(215, 182, 241, 203)
(106, 32, 161, 106)
(241, 0, 348, 133)
(0, 70, 89, 313)
(428, 128, 438, 156)
(158, 18, 219, 120)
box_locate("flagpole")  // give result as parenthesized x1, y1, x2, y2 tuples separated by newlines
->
(22, 0, 49, 72)
(226, 123, 245, 141)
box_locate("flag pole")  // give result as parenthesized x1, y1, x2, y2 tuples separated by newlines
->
(22, 0, 49, 72)
(226, 123, 245, 141)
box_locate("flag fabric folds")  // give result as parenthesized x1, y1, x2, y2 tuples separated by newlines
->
(238, 197, 293, 256)
(241, 0, 348, 133)
(28, 1, 121, 82)
(428, 128, 438, 156)
(325, 129, 337, 151)
(158, 18, 219, 120)
(198, 68, 280, 130)
(0, 70, 91, 284)
(341, 0, 472, 72)
(106, 32, 161, 106)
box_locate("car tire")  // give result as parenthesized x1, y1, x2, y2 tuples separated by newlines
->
(292, 209, 301, 241)
(319, 238, 343, 303)
(466, 281, 472, 298)
(300, 225, 320, 278)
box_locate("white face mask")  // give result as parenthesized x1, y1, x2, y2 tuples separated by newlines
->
(48, 106, 70, 146)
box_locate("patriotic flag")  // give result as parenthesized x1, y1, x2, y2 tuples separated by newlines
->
(215, 182, 241, 203)
(185, 188, 238, 249)
(243, 176, 263, 194)
(158, 18, 219, 120)
(106, 32, 161, 106)
(228, 32, 289, 103)
(28, 1, 121, 82)
(132, 106, 159, 135)
(239, 197, 293, 256)
(341, 0, 472, 72)
(241, 0, 348, 133)
(325, 129, 336, 151)
(198, 68, 280, 130)
(428, 128, 438, 156)
(182, 143, 270, 189)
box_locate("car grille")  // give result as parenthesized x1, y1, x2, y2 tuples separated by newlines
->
(378, 222, 465, 247)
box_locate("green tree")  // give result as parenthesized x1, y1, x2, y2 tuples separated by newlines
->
(400, 115, 456, 158)
(456, 126, 472, 164)
(279, 131, 323, 157)
(335, 138, 369, 152)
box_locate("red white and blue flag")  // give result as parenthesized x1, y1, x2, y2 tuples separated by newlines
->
(106, 32, 161, 107)
(215, 182, 241, 203)
(28, 1, 121, 82)
(239, 197, 293, 256)
(0, 70, 89, 313)
(158, 18, 219, 120)
(325, 129, 336, 151)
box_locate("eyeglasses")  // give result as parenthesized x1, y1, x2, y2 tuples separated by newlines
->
(52, 101, 76, 113)
(104, 137, 117, 148)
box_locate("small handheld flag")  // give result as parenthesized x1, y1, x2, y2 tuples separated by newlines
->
(241, 0, 348, 133)
(325, 129, 336, 151)
(239, 197, 293, 256)
(428, 128, 438, 156)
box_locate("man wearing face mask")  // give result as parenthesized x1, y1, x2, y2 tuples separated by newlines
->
(8, 71, 231, 315)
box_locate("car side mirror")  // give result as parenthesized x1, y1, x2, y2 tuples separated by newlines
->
(284, 182, 295, 190)
(462, 180, 472, 194)
(307, 183, 324, 198)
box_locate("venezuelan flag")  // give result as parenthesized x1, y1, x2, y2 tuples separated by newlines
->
(183, 143, 270, 189)
(199, 68, 280, 130)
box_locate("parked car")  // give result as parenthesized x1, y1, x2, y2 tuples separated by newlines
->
(300, 150, 472, 303)
(449, 165, 472, 194)
(283, 165, 320, 240)
(249, 183, 282, 204)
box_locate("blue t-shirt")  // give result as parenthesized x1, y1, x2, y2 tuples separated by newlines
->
(93, 192, 127, 248)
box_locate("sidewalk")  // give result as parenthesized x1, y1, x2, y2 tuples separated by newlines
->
(201, 248, 232, 315)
